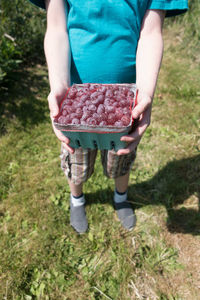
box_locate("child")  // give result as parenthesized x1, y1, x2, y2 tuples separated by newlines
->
(29, 0, 188, 233)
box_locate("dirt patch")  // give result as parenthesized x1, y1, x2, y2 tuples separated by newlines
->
(162, 228, 200, 299)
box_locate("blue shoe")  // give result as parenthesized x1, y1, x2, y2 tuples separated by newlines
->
(70, 199, 88, 234)
(114, 201, 136, 230)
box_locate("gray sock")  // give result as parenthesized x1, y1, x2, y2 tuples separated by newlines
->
(113, 190, 136, 230)
(70, 194, 88, 233)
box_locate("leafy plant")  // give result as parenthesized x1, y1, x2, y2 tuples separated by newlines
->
(0, 0, 46, 84)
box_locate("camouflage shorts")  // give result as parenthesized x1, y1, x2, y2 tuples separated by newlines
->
(60, 144, 136, 185)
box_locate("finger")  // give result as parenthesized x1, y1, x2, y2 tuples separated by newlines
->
(51, 119, 69, 142)
(117, 139, 139, 156)
(120, 122, 148, 142)
(50, 112, 75, 154)
(58, 132, 74, 154)
(62, 141, 75, 154)
(120, 135, 135, 143)
(55, 128, 70, 144)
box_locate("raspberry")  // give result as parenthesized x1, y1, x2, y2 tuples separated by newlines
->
(62, 109, 67, 116)
(121, 115, 130, 126)
(115, 110, 123, 120)
(82, 106, 88, 113)
(107, 113, 116, 125)
(84, 83, 91, 89)
(76, 108, 82, 119)
(65, 99, 73, 106)
(99, 121, 106, 126)
(97, 94, 104, 103)
(72, 118, 80, 125)
(99, 86, 106, 93)
(88, 104, 96, 112)
(115, 96, 121, 103)
(72, 100, 78, 108)
(115, 121, 123, 127)
(72, 112, 80, 119)
(99, 113, 107, 122)
(93, 113, 100, 124)
(83, 88, 90, 94)
(120, 94, 127, 101)
(120, 100, 127, 107)
(97, 104, 105, 114)
(127, 90, 134, 98)
(92, 98, 100, 106)
(67, 106, 76, 113)
(122, 86, 129, 93)
(123, 107, 130, 115)
(76, 102, 84, 109)
(82, 111, 92, 121)
(92, 84, 100, 89)
(58, 116, 65, 124)
(87, 118, 97, 125)
(115, 107, 121, 113)
(105, 90, 113, 98)
(77, 90, 85, 97)
(91, 91, 99, 99)
(104, 98, 112, 106)
(85, 100, 91, 106)
(68, 89, 76, 99)
(106, 105, 115, 113)
(80, 120, 87, 125)
(80, 94, 89, 102)
(58, 115, 71, 124)
(112, 101, 118, 108)
(121, 92, 127, 98)
(89, 85, 95, 90)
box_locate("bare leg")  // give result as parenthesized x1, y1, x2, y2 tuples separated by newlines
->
(114, 172, 130, 193)
(68, 179, 83, 197)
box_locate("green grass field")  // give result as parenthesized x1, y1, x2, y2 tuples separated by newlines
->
(0, 12, 200, 300)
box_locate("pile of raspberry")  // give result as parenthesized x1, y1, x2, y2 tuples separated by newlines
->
(57, 83, 134, 127)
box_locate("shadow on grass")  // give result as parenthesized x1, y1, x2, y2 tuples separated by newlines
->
(0, 66, 49, 134)
(86, 154, 200, 235)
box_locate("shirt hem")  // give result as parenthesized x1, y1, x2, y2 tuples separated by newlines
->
(148, 1, 188, 17)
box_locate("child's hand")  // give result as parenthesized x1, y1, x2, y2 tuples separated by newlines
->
(117, 90, 152, 155)
(48, 87, 75, 154)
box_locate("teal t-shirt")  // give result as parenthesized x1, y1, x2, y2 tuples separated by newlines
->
(29, 0, 188, 84)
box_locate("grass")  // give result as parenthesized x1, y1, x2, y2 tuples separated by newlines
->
(0, 12, 200, 300)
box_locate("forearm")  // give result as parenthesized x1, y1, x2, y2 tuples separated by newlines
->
(136, 32, 164, 99)
(119, 29, 164, 155)
(44, 29, 71, 90)
(44, 28, 72, 152)
(44, 0, 71, 91)
(136, 10, 165, 100)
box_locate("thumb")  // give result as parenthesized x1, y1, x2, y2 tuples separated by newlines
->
(132, 96, 152, 119)
(48, 94, 60, 118)
(132, 102, 146, 119)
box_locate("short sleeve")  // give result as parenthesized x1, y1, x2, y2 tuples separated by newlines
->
(148, 0, 188, 17)
(28, 0, 46, 9)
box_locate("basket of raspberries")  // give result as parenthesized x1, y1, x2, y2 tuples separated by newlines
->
(54, 83, 137, 151)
